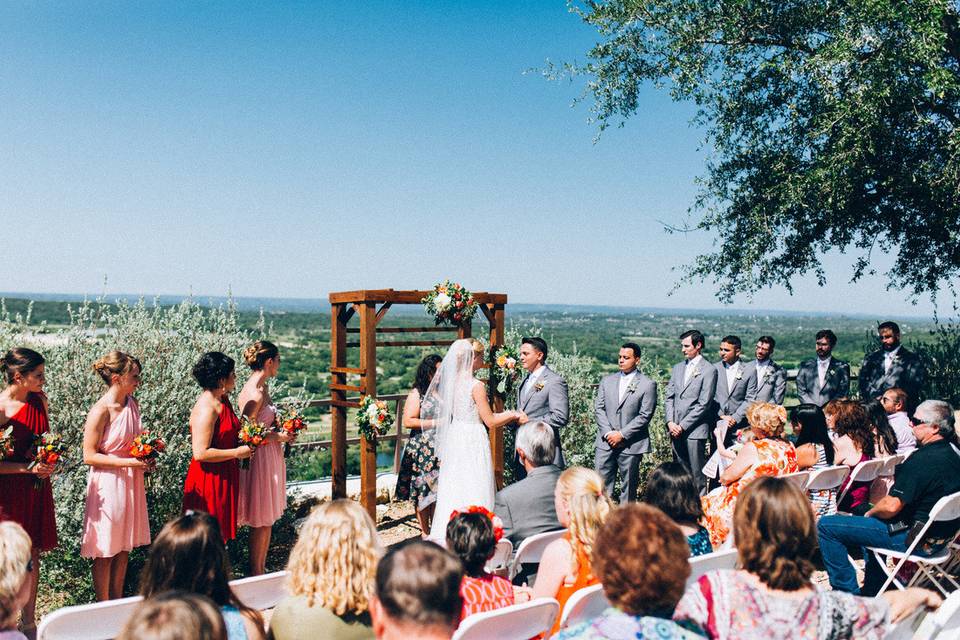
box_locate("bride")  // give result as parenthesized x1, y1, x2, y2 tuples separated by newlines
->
(425, 338, 524, 541)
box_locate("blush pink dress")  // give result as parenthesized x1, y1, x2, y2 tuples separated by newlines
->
(238, 404, 287, 527)
(80, 397, 150, 558)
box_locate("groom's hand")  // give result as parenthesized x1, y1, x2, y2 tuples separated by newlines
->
(667, 422, 682, 437)
(517, 411, 530, 425)
(606, 431, 624, 447)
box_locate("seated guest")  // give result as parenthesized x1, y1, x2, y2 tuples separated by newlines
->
(494, 421, 562, 547)
(863, 399, 899, 457)
(271, 500, 381, 640)
(531, 467, 612, 637)
(370, 540, 463, 640)
(0, 522, 32, 640)
(558, 504, 702, 639)
(446, 509, 515, 619)
(791, 403, 838, 517)
(701, 402, 798, 547)
(880, 388, 916, 454)
(139, 511, 265, 640)
(819, 400, 960, 595)
(118, 591, 227, 640)
(676, 477, 941, 638)
(831, 400, 877, 514)
(644, 462, 713, 556)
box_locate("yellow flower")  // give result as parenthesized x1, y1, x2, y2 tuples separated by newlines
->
(496, 355, 507, 367)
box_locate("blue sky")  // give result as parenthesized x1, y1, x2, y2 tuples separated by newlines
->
(0, 2, 943, 317)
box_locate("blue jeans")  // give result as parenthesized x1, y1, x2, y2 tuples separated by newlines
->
(817, 514, 908, 595)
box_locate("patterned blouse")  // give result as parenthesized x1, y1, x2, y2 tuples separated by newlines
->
(460, 573, 515, 619)
(558, 607, 704, 639)
(673, 570, 889, 639)
(687, 526, 713, 557)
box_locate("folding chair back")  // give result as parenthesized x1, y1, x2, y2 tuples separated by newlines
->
(879, 454, 904, 477)
(509, 529, 567, 580)
(559, 584, 609, 630)
(485, 538, 514, 573)
(38, 595, 144, 640)
(230, 570, 289, 610)
(452, 598, 560, 640)
(912, 587, 960, 639)
(804, 465, 850, 493)
(781, 470, 810, 491)
(686, 548, 738, 588)
(837, 459, 886, 507)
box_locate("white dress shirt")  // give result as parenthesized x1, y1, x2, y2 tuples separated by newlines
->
(884, 345, 901, 374)
(684, 355, 704, 384)
(618, 369, 638, 403)
(723, 360, 741, 390)
(755, 359, 770, 384)
(818, 357, 831, 388)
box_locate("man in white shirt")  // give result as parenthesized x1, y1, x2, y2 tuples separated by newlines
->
(796, 330, 851, 407)
(712, 335, 757, 459)
(860, 322, 926, 411)
(881, 387, 917, 454)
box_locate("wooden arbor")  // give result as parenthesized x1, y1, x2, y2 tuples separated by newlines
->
(329, 289, 508, 518)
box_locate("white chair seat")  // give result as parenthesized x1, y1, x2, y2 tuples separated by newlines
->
(866, 546, 953, 565)
(452, 598, 560, 640)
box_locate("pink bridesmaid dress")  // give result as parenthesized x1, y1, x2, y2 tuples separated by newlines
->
(238, 404, 287, 527)
(80, 397, 151, 558)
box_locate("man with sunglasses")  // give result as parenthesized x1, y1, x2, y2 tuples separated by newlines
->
(817, 400, 960, 595)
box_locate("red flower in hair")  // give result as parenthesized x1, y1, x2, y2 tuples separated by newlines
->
(449, 505, 504, 543)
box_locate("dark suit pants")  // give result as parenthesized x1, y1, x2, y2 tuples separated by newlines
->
(595, 448, 642, 503)
(672, 436, 707, 495)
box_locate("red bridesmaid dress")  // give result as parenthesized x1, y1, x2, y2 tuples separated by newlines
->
(182, 400, 240, 542)
(0, 392, 58, 550)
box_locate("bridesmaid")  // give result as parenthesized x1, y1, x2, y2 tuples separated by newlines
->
(237, 340, 294, 576)
(0, 348, 57, 637)
(80, 351, 152, 601)
(182, 352, 252, 543)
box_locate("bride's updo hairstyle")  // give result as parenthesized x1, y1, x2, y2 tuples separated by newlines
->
(92, 351, 141, 385)
(242, 341, 278, 371)
(556, 467, 612, 570)
(468, 339, 484, 355)
(192, 352, 235, 391)
(0, 347, 45, 385)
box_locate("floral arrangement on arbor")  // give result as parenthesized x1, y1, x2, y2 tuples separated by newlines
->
(356, 395, 394, 442)
(421, 280, 478, 327)
(491, 344, 522, 395)
(29, 433, 68, 489)
(238, 416, 269, 469)
(449, 504, 504, 542)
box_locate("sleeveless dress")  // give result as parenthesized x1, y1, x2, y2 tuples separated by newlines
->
(395, 391, 440, 510)
(221, 604, 249, 640)
(551, 532, 599, 636)
(183, 400, 241, 541)
(701, 438, 798, 547)
(80, 397, 151, 557)
(428, 381, 495, 541)
(238, 403, 286, 528)
(0, 392, 57, 551)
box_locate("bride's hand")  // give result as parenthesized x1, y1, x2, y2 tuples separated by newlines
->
(516, 411, 529, 425)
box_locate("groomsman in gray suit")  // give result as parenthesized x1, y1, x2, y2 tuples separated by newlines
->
(859, 321, 926, 411)
(514, 336, 569, 480)
(712, 336, 757, 451)
(796, 329, 851, 407)
(594, 342, 657, 503)
(743, 335, 786, 404)
(665, 330, 718, 494)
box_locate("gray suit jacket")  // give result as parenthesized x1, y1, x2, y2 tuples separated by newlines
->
(713, 360, 757, 426)
(743, 359, 787, 405)
(859, 347, 925, 405)
(594, 371, 657, 455)
(493, 465, 563, 547)
(796, 357, 850, 406)
(517, 366, 569, 466)
(664, 359, 718, 440)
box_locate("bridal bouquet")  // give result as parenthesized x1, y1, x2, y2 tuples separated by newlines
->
(129, 430, 167, 476)
(450, 505, 504, 542)
(29, 432, 68, 489)
(356, 395, 393, 442)
(422, 280, 478, 327)
(491, 345, 522, 394)
(0, 426, 13, 459)
(238, 416, 269, 470)
(276, 406, 308, 457)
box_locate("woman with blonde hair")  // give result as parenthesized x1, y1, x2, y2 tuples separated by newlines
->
(0, 522, 33, 640)
(701, 402, 798, 547)
(237, 340, 294, 576)
(80, 351, 152, 601)
(269, 499, 382, 640)
(531, 467, 612, 637)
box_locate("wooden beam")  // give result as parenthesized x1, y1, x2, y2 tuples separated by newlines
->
(338, 305, 356, 325)
(345, 326, 458, 334)
(330, 366, 366, 375)
(346, 339, 457, 348)
(479, 303, 495, 324)
(329, 383, 365, 393)
(489, 303, 506, 489)
(329, 289, 507, 305)
(375, 302, 393, 324)
(328, 399, 361, 409)
(359, 303, 378, 520)
(330, 303, 349, 499)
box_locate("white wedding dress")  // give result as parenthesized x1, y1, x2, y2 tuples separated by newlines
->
(427, 341, 496, 542)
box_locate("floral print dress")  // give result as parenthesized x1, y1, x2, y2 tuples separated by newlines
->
(701, 439, 798, 547)
(394, 393, 439, 510)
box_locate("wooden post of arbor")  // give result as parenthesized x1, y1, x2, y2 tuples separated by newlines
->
(329, 289, 508, 520)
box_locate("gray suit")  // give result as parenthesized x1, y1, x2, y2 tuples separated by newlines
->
(664, 358, 718, 493)
(796, 357, 850, 407)
(743, 359, 786, 405)
(859, 347, 925, 410)
(493, 464, 563, 547)
(515, 366, 569, 477)
(713, 360, 757, 429)
(594, 371, 657, 503)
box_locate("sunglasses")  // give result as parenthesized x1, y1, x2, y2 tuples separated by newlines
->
(909, 416, 927, 427)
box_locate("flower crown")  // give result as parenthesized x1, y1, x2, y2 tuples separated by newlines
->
(449, 505, 504, 543)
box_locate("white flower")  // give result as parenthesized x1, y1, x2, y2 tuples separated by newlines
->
(434, 292, 452, 310)
(366, 404, 380, 420)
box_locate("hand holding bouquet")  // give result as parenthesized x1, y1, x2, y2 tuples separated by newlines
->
(238, 416, 268, 469)
(355, 395, 394, 442)
(0, 426, 13, 459)
(129, 430, 166, 475)
(492, 345, 522, 395)
(29, 433, 67, 489)
(276, 407, 308, 457)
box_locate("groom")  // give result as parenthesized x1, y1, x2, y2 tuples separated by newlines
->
(514, 337, 569, 480)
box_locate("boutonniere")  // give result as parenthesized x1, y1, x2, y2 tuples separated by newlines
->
(534, 381, 545, 392)
(828, 368, 837, 377)
(626, 381, 638, 394)
(692, 367, 702, 378)
(735, 369, 743, 381)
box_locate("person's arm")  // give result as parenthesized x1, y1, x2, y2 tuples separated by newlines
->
(473, 383, 519, 429)
(191, 402, 251, 462)
(865, 495, 904, 519)
(544, 376, 569, 430)
(795, 443, 818, 470)
(595, 379, 613, 441)
(619, 380, 657, 442)
(240, 610, 266, 640)
(401, 389, 427, 429)
(529, 538, 571, 598)
(0, 405, 54, 478)
(731, 372, 758, 424)
(773, 366, 787, 404)
(680, 367, 718, 432)
(719, 441, 758, 485)
(833, 435, 858, 467)
(83, 402, 149, 469)
(493, 491, 514, 543)
(664, 368, 676, 425)
(838, 361, 851, 398)
(881, 588, 942, 623)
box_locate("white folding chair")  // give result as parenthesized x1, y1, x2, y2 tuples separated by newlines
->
(868, 491, 960, 596)
(509, 529, 567, 581)
(230, 570, 289, 610)
(452, 598, 560, 640)
(885, 606, 931, 639)
(913, 586, 960, 639)
(485, 538, 514, 575)
(38, 595, 144, 640)
(781, 470, 810, 491)
(805, 464, 851, 493)
(879, 454, 904, 477)
(558, 583, 609, 631)
(686, 548, 738, 588)
(837, 459, 886, 510)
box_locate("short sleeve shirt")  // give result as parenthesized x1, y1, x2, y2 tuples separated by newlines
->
(888, 440, 960, 538)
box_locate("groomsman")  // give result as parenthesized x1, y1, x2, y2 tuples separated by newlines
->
(713, 336, 757, 450)
(514, 336, 569, 480)
(796, 330, 850, 407)
(743, 335, 786, 404)
(859, 321, 926, 410)
(594, 342, 657, 503)
(665, 330, 718, 494)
